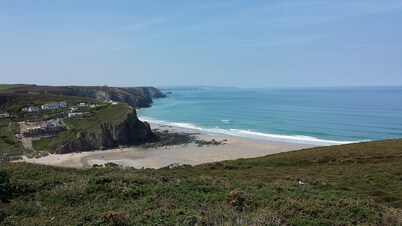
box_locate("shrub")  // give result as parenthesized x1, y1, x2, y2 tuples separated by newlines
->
(101, 211, 129, 225)
(226, 191, 250, 211)
(0, 170, 13, 202)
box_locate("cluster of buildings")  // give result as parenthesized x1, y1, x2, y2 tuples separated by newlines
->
(20, 119, 66, 136)
(3, 100, 113, 143)
(20, 101, 108, 114)
(67, 103, 107, 119)
(9, 101, 111, 138)
(21, 101, 67, 113)
(4, 100, 111, 122)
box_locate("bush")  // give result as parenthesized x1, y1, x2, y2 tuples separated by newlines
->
(101, 211, 129, 225)
(0, 170, 13, 202)
(226, 191, 250, 211)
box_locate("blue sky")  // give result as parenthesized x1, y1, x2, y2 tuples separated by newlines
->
(1, 0, 402, 87)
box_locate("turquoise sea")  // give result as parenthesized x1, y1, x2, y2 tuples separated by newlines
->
(138, 87, 402, 145)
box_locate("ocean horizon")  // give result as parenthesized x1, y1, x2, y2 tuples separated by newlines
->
(138, 86, 402, 146)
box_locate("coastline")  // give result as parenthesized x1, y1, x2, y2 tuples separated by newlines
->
(138, 116, 357, 146)
(22, 122, 315, 169)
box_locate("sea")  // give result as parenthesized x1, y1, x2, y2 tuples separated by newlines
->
(137, 86, 402, 146)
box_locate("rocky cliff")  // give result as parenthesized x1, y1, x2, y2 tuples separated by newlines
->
(70, 86, 166, 108)
(2, 85, 166, 108)
(56, 110, 155, 154)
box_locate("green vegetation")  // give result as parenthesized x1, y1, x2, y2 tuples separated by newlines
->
(0, 120, 24, 158)
(0, 93, 104, 114)
(0, 91, 115, 155)
(63, 104, 131, 134)
(0, 86, 132, 153)
(1, 139, 401, 225)
(33, 104, 131, 152)
(0, 84, 25, 91)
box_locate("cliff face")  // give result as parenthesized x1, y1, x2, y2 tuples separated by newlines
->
(2, 85, 166, 108)
(70, 86, 166, 108)
(56, 111, 155, 154)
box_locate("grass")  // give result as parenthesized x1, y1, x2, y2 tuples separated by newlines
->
(0, 120, 24, 159)
(0, 93, 104, 114)
(222, 139, 402, 208)
(33, 104, 132, 152)
(0, 84, 26, 91)
(65, 103, 132, 131)
(0, 139, 401, 225)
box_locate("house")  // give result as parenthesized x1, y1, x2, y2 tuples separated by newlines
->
(21, 121, 43, 136)
(28, 107, 40, 112)
(41, 101, 67, 110)
(78, 103, 87, 107)
(0, 112, 10, 118)
(22, 126, 43, 136)
(21, 106, 40, 112)
(68, 112, 83, 119)
(21, 119, 66, 136)
(70, 107, 78, 112)
(41, 103, 59, 110)
(42, 119, 65, 132)
(57, 101, 67, 108)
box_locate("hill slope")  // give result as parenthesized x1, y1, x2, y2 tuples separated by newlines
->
(0, 139, 401, 225)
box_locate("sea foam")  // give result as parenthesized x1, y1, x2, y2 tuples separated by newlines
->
(139, 117, 358, 146)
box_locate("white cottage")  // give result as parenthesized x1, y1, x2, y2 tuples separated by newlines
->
(58, 101, 67, 108)
(68, 112, 84, 118)
(28, 107, 40, 112)
(0, 112, 10, 118)
(41, 103, 59, 110)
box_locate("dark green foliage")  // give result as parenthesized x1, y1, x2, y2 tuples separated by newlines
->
(0, 120, 24, 158)
(0, 170, 13, 202)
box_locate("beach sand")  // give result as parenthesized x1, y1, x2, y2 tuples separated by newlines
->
(22, 122, 315, 169)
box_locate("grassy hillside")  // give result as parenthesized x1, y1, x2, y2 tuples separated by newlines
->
(0, 84, 27, 91)
(0, 84, 166, 109)
(0, 120, 24, 158)
(33, 103, 132, 152)
(1, 139, 401, 225)
(0, 93, 104, 113)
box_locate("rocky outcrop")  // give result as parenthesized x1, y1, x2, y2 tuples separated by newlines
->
(56, 111, 155, 154)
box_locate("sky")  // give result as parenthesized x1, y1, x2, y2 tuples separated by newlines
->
(0, 0, 402, 88)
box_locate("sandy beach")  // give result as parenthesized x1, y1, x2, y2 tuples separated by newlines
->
(22, 122, 315, 169)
